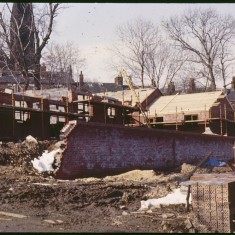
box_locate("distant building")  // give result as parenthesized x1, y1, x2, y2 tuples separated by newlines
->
(147, 90, 234, 135)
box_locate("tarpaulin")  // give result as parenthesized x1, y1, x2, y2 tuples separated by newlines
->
(203, 159, 226, 167)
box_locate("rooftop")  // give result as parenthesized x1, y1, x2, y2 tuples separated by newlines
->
(149, 90, 224, 116)
(96, 88, 157, 105)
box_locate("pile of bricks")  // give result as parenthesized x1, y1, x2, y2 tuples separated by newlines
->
(188, 173, 235, 232)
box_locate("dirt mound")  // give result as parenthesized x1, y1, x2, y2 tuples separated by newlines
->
(104, 169, 162, 182)
(181, 163, 210, 174)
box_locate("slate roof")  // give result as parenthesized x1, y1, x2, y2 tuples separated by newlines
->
(72, 82, 126, 94)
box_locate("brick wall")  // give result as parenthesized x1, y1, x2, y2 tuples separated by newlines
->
(56, 122, 235, 179)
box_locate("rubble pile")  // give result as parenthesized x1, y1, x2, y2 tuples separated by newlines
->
(0, 136, 58, 175)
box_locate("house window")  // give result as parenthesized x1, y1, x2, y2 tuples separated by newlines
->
(78, 103, 83, 111)
(156, 117, 164, 122)
(84, 104, 88, 113)
(58, 106, 65, 112)
(24, 112, 30, 121)
(50, 115, 57, 124)
(77, 103, 88, 113)
(15, 111, 30, 122)
(184, 114, 198, 121)
(58, 116, 66, 122)
(33, 102, 40, 110)
(50, 104, 57, 111)
(49, 105, 65, 112)
(77, 95, 85, 101)
(15, 111, 22, 120)
(15, 100, 27, 108)
(107, 107, 116, 118)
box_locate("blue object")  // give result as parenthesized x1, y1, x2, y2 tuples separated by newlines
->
(203, 159, 227, 167)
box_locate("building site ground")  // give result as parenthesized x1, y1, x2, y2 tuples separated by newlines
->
(0, 140, 233, 233)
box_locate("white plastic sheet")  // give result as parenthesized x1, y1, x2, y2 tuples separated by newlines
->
(31, 149, 60, 172)
(139, 188, 191, 210)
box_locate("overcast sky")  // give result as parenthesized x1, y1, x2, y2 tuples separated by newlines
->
(50, 3, 235, 84)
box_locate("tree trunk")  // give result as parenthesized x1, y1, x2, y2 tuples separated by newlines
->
(34, 54, 41, 90)
(24, 75, 30, 90)
(208, 66, 216, 91)
(141, 64, 144, 88)
(21, 69, 30, 91)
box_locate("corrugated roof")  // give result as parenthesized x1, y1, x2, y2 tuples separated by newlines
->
(96, 88, 156, 105)
(149, 91, 224, 116)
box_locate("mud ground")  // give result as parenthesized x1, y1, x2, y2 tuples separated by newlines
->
(0, 140, 233, 233)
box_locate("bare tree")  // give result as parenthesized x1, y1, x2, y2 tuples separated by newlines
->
(43, 41, 86, 87)
(144, 40, 187, 89)
(109, 17, 186, 89)
(0, 3, 62, 90)
(111, 17, 160, 88)
(163, 7, 235, 91)
(216, 39, 235, 87)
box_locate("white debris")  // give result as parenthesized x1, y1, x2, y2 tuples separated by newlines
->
(139, 188, 191, 211)
(203, 127, 218, 135)
(25, 135, 38, 144)
(43, 219, 56, 224)
(32, 183, 58, 186)
(56, 220, 64, 224)
(31, 149, 61, 172)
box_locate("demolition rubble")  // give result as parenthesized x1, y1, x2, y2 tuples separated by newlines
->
(0, 136, 234, 232)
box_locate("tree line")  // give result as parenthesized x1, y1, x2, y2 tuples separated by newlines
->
(0, 3, 234, 92)
(110, 7, 235, 91)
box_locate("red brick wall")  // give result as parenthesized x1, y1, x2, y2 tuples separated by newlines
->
(56, 122, 235, 179)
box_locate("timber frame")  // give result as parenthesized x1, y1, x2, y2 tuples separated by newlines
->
(0, 91, 139, 141)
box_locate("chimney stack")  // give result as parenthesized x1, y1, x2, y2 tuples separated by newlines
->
(115, 74, 123, 86)
(188, 78, 196, 93)
(167, 81, 175, 95)
(79, 71, 84, 90)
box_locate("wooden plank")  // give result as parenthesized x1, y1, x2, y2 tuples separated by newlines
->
(0, 211, 28, 219)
